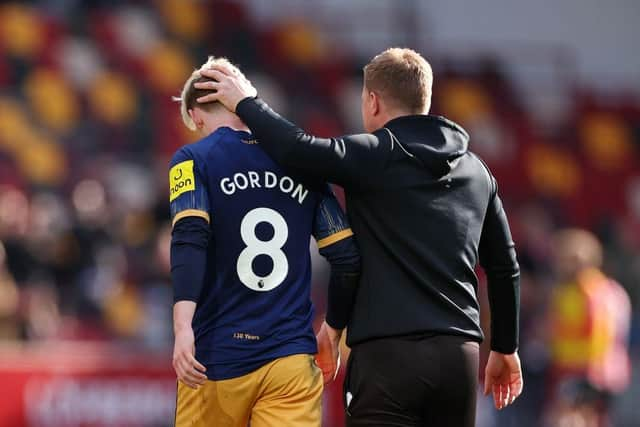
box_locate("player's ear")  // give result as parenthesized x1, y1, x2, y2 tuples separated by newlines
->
(369, 90, 380, 116)
(189, 108, 204, 129)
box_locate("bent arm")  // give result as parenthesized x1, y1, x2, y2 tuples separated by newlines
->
(321, 237, 361, 330)
(236, 97, 389, 189)
(313, 188, 361, 329)
(479, 179, 520, 354)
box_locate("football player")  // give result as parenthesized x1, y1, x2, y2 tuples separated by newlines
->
(170, 57, 360, 427)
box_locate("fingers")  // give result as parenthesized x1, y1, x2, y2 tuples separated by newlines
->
(316, 357, 336, 385)
(322, 368, 333, 385)
(190, 355, 207, 373)
(175, 363, 199, 389)
(323, 356, 340, 384)
(194, 70, 224, 105)
(198, 68, 228, 83)
(179, 370, 205, 389)
(177, 358, 206, 382)
(490, 380, 522, 410)
(173, 353, 207, 389)
(492, 383, 509, 410)
(503, 384, 510, 408)
(202, 63, 235, 77)
(315, 354, 338, 385)
(183, 357, 207, 381)
(321, 363, 337, 385)
(214, 63, 238, 76)
(508, 377, 523, 405)
(492, 383, 501, 410)
(193, 79, 221, 104)
(193, 80, 220, 91)
(196, 93, 220, 104)
(508, 382, 517, 405)
(316, 325, 341, 385)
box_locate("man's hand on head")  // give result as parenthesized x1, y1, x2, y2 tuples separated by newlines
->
(194, 64, 257, 112)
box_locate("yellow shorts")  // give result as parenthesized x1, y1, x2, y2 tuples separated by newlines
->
(175, 353, 323, 427)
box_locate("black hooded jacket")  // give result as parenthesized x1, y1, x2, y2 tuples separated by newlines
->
(236, 97, 520, 353)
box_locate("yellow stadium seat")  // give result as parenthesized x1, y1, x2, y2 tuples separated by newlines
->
(0, 4, 44, 58)
(158, 0, 207, 41)
(580, 112, 633, 172)
(15, 132, 67, 185)
(89, 72, 138, 125)
(527, 144, 581, 197)
(23, 68, 79, 133)
(438, 80, 492, 125)
(145, 42, 194, 93)
(277, 20, 324, 66)
(0, 97, 32, 154)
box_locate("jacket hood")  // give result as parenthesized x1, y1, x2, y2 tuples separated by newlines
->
(383, 115, 469, 177)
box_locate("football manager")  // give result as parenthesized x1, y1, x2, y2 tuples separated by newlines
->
(195, 47, 523, 427)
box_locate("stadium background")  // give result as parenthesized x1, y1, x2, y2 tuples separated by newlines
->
(0, 0, 638, 426)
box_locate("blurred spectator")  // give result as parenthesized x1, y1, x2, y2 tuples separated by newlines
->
(0, 241, 20, 339)
(547, 229, 631, 427)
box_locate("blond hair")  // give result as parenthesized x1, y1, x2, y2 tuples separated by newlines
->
(174, 56, 244, 130)
(363, 47, 433, 114)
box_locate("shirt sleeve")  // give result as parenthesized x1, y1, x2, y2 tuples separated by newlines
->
(169, 148, 211, 227)
(312, 186, 354, 247)
(171, 217, 210, 303)
(236, 97, 391, 190)
(312, 186, 361, 329)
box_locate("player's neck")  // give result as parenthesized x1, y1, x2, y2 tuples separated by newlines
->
(202, 112, 250, 135)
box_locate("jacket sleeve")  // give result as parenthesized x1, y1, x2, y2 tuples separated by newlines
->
(313, 186, 361, 330)
(478, 175, 520, 354)
(236, 97, 390, 190)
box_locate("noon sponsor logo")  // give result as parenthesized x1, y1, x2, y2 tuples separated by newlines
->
(169, 160, 196, 202)
(170, 176, 193, 197)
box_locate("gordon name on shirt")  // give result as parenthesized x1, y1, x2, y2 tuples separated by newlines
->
(220, 170, 309, 204)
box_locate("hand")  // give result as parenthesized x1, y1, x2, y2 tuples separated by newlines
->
(194, 63, 257, 112)
(315, 321, 342, 384)
(484, 351, 523, 410)
(172, 327, 207, 389)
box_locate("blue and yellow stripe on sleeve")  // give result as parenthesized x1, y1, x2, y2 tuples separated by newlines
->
(169, 149, 211, 227)
(313, 186, 353, 248)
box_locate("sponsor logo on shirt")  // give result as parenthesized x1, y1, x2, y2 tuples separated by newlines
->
(169, 160, 195, 202)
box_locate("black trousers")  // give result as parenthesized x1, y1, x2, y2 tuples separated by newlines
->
(344, 334, 479, 427)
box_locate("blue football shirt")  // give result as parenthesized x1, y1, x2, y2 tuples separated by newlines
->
(169, 127, 353, 380)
